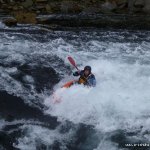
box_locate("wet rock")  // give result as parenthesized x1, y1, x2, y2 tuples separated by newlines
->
(133, 8, 143, 13)
(36, 0, 48, 2)
(132, 0, 144, 13)
(61, 1, 73, 13)
(2, 17, 17, 27)
(7, 6, 13, 10)
(36, 14, 150, 30)
(134, 0, 144, 8)
(116, 0, 128, 9)
(0, 131, 16, 150)
(13, 11, 36, 24)
(128, 0, 135, 13)
(48, 2, 61, 13)
(0, 0, 150, 25)
(22, 0, 33, 8)
(82, 6, 100, 14)
(9, 1, 16, 6)
(46, 4, 51, 13)
(1, 4, 8, 9)
(0, 91, 60, 128)
(143, 0, 150, 14)
(36, 16, 50, 24)
(0, 9, 3, 12)
(101, 1, 117, 13)
(0, 8, 8, 14)
(61, 1, 81, 14)
(116, 0, 128, 5)
(0, 0, 5, 3)
(12, 6, 20, 11)
(36, 4, 46, 10)
(36, 10, 41, 14)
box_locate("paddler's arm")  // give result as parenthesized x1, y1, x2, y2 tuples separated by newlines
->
(91, 78, 96, 87)
(87, 75, 96, 87)
(73, 70, 82, 76)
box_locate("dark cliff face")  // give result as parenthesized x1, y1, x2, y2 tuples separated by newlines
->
(0, 0, 150, 16)
(0, 0, 150, 29)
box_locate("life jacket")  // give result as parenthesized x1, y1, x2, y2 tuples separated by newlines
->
(78, 73, 91, 85)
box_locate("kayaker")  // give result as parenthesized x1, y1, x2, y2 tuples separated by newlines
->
(73, 66, 96, 87)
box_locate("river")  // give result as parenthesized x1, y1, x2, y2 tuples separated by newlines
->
(0, 22, 150, 150)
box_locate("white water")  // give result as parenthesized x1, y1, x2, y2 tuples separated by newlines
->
(15, 124, 75, 150)
(1, 28, 150, 149)
(0, 119, 5, 130)
(44, 38, 150, 149)
(45, 59, 150, 131)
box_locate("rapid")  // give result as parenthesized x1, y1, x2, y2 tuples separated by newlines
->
(0, 21, 150, 150)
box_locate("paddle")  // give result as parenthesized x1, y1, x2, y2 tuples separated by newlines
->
(68, 56, 80, 71)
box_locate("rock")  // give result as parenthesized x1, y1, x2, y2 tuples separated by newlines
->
(36, 16, 49, 24)
(13, 11, 37, 24)
(61, 1, 81, 13)
(1, 4, 8, 9)
(48, 2, 61, 13)
(12, 6, 19, 11)
(2, 18, 17, 27)
(45, 4, 51, 13)
(36, 5, 46, 10)
(7, 6, 13, 10)
(9, 1, 16, 6)
(116, 0, 128, 9)
(0, 0, 5, 3)
(35, 0, 48, 2)
(82, 6, 100, 14)
(133, 7, 143, 13)
(130, 0, 144, 13)
(143, 0, 150, 13)
(134, 0, 144, 8)
(19, 6, 24, 10)
(128, 0, 135, 13)
(0, 9, 4, 12)
(36, 14, 150, 30)
(29, 6, 37, 11)
(0, 8, 9, 14)
(36, 10, 41, 14)
(22, 0, 33, 8)
(101, 1, 117, 13)
(116, 0, 127, 5)
(61, 1, 72, 13)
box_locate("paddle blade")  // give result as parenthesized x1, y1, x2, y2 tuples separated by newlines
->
(68, 56, 79, 71)
(68, 56, 76, 67)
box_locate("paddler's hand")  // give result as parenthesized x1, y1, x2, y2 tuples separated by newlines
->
(73, 71, 81, 76)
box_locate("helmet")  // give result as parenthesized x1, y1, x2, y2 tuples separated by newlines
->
(84, 66, 91, 72)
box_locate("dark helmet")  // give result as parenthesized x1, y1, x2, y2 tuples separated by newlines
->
(84, 66, 91, 72)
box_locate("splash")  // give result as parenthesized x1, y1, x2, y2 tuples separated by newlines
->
(45, 59, 150, 136)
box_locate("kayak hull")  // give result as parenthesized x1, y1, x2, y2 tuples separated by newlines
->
(61, 80, 76, 88)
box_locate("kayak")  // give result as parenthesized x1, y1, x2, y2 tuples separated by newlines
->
(52, 56, 79, 104)
(52, 80, 77, 104)
(61, 80, 76, 88)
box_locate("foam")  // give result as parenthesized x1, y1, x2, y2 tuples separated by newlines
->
(1, 28, 150, 149)
(45, 59, 150, 135)
(15, 124, 74, 150)
(0, 22, 6, 29)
